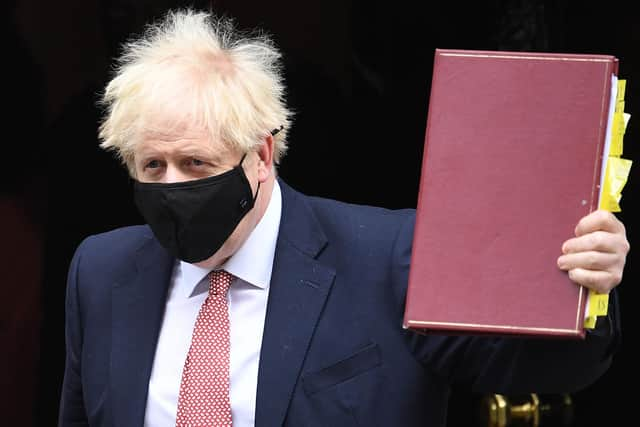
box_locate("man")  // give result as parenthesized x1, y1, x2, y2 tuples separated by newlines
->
(59, 8, 630, 427)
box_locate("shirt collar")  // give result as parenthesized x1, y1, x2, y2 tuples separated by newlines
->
(179, 180, 282, 292)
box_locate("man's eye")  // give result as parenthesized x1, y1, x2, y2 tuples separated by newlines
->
(190, 158, 205, 166)
(146, 160, 161, 169)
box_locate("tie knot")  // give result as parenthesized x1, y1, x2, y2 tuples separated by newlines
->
(209, 269, 233, 297)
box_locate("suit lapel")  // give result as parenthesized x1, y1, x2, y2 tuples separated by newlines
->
(255, 181, 336, 426)
(111, 234, 174, 427)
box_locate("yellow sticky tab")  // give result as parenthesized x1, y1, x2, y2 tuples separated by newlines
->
(584, 315, 597, 329)
(616, 80, 626, 112)
(609, 112, 626, 157)
(594, 293, 609, 316)
(599, 157, 633, 212)
(584, 291, 609, 329)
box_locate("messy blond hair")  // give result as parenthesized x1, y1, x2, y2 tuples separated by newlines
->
(98, 8, 292, 175)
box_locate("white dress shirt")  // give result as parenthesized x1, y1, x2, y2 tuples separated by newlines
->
(144, 181, 282, 427)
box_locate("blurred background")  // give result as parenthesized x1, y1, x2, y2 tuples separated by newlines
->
(2, 0, 637, 425)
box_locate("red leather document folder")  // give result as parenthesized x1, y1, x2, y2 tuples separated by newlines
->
(403, 49, 619, 338)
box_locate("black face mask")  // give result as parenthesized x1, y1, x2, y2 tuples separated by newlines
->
(133, 155, 259, 263)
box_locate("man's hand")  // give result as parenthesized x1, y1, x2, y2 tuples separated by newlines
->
(557, 210, 630, 293)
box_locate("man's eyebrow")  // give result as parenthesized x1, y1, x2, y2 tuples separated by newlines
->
(179, 148, 226, 163)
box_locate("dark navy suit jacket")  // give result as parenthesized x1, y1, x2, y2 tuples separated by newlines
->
(59, 179, 617, 426)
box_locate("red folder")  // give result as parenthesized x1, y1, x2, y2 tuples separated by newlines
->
(403, 49, 619, 338)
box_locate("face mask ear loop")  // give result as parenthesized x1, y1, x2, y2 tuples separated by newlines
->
(253, 181, 261, 202)
(238, 151, 260, 202)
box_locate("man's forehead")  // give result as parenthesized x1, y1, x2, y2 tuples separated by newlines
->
(139, 125, 209, 142)
(135, 125, 230, 155)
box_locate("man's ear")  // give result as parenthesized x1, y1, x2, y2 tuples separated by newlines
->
(256, 134, 275, 182)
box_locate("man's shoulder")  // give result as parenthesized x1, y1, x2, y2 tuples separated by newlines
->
(281, 179, 414, 216)
(309, 194, 415, 220)
(279, 179, 416, 240)
(73, 224, 156, 263)
(283, 181, 414, 223)
(82, 224, 152, 247)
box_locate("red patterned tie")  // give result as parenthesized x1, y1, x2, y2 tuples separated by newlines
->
(176, 270, 233, 426)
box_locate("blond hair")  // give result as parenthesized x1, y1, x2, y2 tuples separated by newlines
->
(98, 8, 292, 175)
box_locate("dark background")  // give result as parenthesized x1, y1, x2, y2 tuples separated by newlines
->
(2, 0, 637, 426)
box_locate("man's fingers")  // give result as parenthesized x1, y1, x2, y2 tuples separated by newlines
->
(562, 231, 629, 254)
(562, 211, 630, 295)
(557, 251, 619, 271)
(566, 268, 621, 294)
(574, 210, 625, 237)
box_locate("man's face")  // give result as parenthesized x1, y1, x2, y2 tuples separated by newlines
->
(133, 125, 265, 268)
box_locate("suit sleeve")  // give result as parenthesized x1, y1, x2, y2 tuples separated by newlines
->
(392, 212, 621, 394)
(58, 238, 90, 427)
